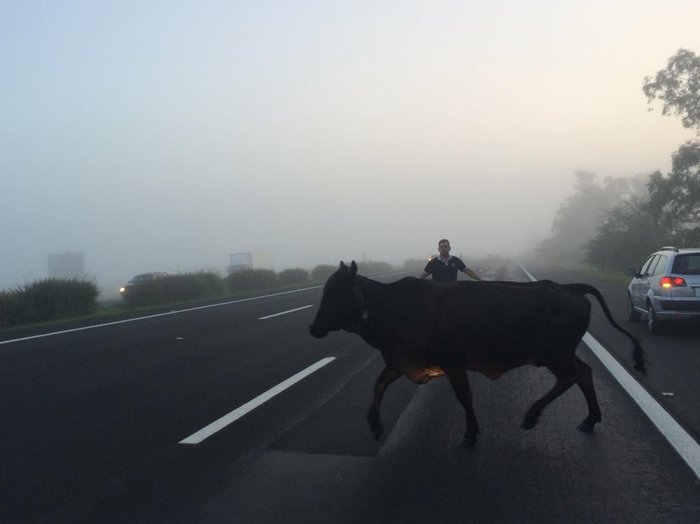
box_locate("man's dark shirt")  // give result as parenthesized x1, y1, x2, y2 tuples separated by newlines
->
(423, 256, 466, 282)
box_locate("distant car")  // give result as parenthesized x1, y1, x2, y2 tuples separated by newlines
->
(626, 247, 700, 333)
(119, 272, 168, 296)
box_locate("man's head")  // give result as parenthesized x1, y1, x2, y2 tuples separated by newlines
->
(438, 239, 451, 258)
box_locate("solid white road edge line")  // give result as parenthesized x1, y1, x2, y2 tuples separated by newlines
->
(0, 286, 323, 346)
(582, 333, 700, 479)
(517, 260, 700, 480)
(179, 357, 336, 445)
(259, 305, 314, 320)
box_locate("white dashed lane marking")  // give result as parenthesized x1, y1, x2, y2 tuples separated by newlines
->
(179, 357, 336, 445)
(258, 305, 314, 320)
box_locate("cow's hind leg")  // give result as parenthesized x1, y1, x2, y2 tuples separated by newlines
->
(573, 356, 601, 432)
(367, 366, 402, 439)
(521, 359, 578, 430)
(444, 368, 480, 448)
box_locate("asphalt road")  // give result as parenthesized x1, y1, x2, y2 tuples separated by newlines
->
(1, 259, 699, 522)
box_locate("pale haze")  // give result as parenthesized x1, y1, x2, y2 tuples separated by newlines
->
(1, 1, 698, 296)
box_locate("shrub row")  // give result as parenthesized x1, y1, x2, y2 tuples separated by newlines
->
(121, 272, 228, 308)
(309, 261, 395, 282)
(122, 267, 319, 308)
(0, 279, 98, 329)
(0, 261, 397, 327)
(122, 262, 397, 309)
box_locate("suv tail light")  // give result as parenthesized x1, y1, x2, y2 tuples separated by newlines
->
(660, 276, 687, 288)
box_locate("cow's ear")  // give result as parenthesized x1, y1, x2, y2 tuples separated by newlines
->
(350, 261, 358, 275)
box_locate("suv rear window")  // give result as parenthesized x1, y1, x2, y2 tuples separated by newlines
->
(671, 254, 700, 275)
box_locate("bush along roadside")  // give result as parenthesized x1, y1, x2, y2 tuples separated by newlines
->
(225, 269, 278, 293)
(121, 272, 226, 308)
(0, 261, 397, 328)
(121, 263, 395, 309)
(0, 279, 98, 329)
(121, 268, 307, 309)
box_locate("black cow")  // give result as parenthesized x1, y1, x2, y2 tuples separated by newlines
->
(309, 261, 646, 447)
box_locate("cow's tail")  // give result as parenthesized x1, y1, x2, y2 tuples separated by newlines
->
(565, 283, 647, 376)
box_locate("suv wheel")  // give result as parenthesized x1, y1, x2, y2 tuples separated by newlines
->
(628, 295, 641, 321)
(647, 304, 662, 334)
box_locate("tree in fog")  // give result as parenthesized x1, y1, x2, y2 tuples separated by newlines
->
(647, 141, 700, 245)
(537, 171, 643, 263)
(585, 197, 664, 270)
(643, 48, 700, 245)
(588, 142, 700, 267)
(585, 48, 700, 268)
(643, 48, 700, 132)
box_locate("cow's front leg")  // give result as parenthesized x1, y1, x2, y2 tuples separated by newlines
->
(444, 368, 480, 448)
(367, 366, 402, 439)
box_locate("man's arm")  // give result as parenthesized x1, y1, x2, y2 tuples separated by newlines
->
(463, 267, 482, 281)
(418, 259, 433, 279)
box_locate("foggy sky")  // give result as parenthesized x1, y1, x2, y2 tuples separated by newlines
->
(2, 1, 698, 297)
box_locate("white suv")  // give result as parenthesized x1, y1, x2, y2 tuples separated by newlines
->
(627, 247, 700, 333)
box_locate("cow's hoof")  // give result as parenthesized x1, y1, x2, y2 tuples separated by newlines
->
(367, 412, 383, 440)
(459, 434, 478, 448)
(577, 418, 599, 432)
(521, 416, 538, 430)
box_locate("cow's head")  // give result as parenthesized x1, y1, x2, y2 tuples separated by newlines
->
(309, 261, 362, 338)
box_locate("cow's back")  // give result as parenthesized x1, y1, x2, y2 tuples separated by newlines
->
(428, 280, 592, 371)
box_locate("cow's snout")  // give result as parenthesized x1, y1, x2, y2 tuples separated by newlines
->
(308, 323, 327, 339)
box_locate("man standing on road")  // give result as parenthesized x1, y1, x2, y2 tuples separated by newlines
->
(418, 239, 482, 282)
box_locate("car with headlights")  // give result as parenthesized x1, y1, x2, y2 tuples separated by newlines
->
(626, 247, 700, 333)
(119, 272, 168, 296)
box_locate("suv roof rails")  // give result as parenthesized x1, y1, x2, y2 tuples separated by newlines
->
(661, 246, 679, 252)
